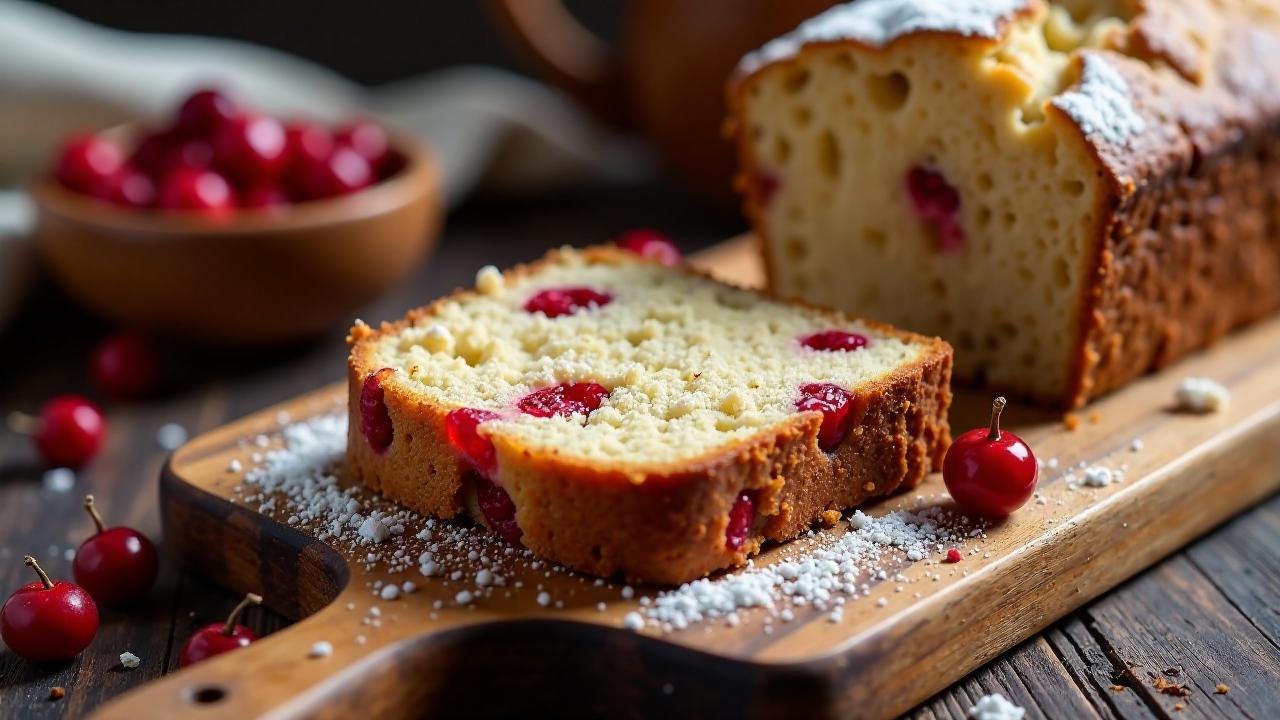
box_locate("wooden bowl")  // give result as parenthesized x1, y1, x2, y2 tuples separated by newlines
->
(32, 132, 442, 345)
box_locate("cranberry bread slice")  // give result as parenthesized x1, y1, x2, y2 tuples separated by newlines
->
(347, 246, 952, 584)
(729, 0, 1280, 407)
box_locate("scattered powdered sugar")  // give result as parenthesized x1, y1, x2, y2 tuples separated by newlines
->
(1051, 54, 1146, 146)
(308, 641, 333, 659)
(1081, 466, 1114, 488)
(639, 508, 980, 632)
(119, 651, 141, 669)
(969, 693, 1025, 720)
(739, 0, 1030, 74)
(1174, 377, 1230, 413)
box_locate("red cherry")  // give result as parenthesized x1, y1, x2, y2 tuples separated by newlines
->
(517, 382, 609, 420)
(101, 169, 156, 209)
(946, 548, 963, 563)
(90, 332, 159, 400)
(905, 165, 965, 252)
(291, 146, 372, 201)
(1, 556, 99, 663)
(943, 397, 1039, 517)
(128, 130, 176, 178)
(162, 139, 216, 175)
(240, 184, 289, 209)
(12, 395, 106, 468)
(179, 593, 262, 667)
(725, 492, 755, 551)
(615, 229, 682, 266)
(211, 113, 286, 183)
(473, 473, 522, 546)
(800, 330, 869, 353)
(522, 287, 613, 318)
(334, 119, 390, 172)
(175, 89, 241, 138)
(54, 134, 124, 194)
(795, 383, 855, 453)
(359, 369, 395, 454)
(157, 168, 235, 213)
(283, 121, 334, 189)
(72, 495, 159, 606)
(445, 407, 501, 478)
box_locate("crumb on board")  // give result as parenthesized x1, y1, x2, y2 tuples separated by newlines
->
(1174, 703, 1185, 711)
(1215, 683, 1230, 694)
(1110, 684, 1125, 692)
(1153, 676, 1191, 697)
(1063, 413, 1081, 431)
(820, 509, 841, 526)
(1088, 410, 1102, 424)
(49, 687, 65, 700)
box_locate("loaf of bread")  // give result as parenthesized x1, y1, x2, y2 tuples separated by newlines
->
(347, 246, 952, 583)
(728, 0, 1280, 407)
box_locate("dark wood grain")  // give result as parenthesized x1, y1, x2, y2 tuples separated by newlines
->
(2, 182, 1277, 719)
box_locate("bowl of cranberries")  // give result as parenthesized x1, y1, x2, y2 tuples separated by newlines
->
(32, 88, 442, 345)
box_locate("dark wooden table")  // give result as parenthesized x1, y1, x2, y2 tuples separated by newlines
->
(1, 183, 1276, 719)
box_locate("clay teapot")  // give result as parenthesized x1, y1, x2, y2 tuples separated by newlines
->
(489, 0, 835, 208)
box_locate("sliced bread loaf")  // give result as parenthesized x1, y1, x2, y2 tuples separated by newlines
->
(347, 246, 952, 583)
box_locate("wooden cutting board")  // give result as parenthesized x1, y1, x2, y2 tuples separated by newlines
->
(94, 238, 1280, 720)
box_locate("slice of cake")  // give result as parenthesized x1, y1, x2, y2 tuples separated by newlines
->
(347, 246, 952, 583)
(728, 0, 1280, 407)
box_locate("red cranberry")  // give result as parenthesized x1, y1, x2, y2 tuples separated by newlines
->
(28, 395, 106, 469)
(291, 146, 372, 201)
(522, 287, 613, 318)
(54, 134, 124, 194)
(517, 382, 609, 420)
(175, 89, 241, 138)
(101, 169, 156, 208)
(943, 397, 1039, 516)
(179, 593, 262, 667)
(800, 330, 870, 353)
(795, 383, 855, 453)
(240, 184, 289, 209)
(211, 113, 287, 183)
(905, 165, 965, 252)
(164, 139, 216, 174)
(756, 172, 781, 207)
(359, 368, 395, 453)
(1, 556, 99, 663)
(128, 130, 175, 178)
(283, 121, 334, 184)
(615, 229, 682, 266)
(445, 408, 501, 478)
(725, 492, 755, 551)
(334, 119, 390, 172)
(946, 548, 963, 563)
(473, 473, 522, 546)
(72, 495, 159, 606)
(157, 168, 235, 213)
(90, 332, 159, 400)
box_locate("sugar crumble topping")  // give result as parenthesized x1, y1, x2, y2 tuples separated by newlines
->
(1051, 54, 1146, 145)
(969, 693, 1025, 720)
(1174, 376, 1230, 413)
(739, 0, 1031, 74)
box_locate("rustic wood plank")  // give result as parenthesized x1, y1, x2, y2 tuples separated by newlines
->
(1084, 553, 1280, 719)
(1044, 617, 1162, 719)
(1184, 497, 1280, 650)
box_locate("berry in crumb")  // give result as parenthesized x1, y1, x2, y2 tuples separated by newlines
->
(615, 229, 682, 266)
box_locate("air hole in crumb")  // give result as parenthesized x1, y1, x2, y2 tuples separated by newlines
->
(863, 228, 887, 251)
(793, 105, 812, 127)
(928, 278, 947, 298)
(977, 172, 993, 191)
(831, 52, 857, 72)
(1002, 211, 1017, 230)
(784, 69, 812, 94)
(784, 235, 809, 261)
(1054, 256, 1072, 288)
(866, 71, 910, 111)
(773, 136, 792, 164)
(818, 130, 841, 179)
(1063, 179, 1086, 196)
(977, 206, 993, 229)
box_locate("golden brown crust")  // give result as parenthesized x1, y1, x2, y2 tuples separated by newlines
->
(347, 247, 953, 584)
(728, 1, 1280, 409)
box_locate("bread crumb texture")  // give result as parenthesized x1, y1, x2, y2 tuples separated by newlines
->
(369, 250, 926, 466)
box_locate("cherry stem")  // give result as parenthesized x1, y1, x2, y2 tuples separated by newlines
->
(224, 593, 263, 636)
(6, 411, 39, 436)
(83, 495, 106, 534)
(988, 396, 1007, 442)
(24, 555, 54, 590)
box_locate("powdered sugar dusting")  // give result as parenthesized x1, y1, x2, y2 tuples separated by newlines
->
(1051, 54, 1146, 145)
(739, 0, 1030, 74)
